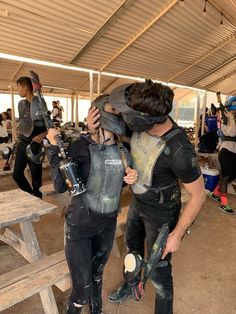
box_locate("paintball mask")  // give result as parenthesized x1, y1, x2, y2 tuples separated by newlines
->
(2, 147, 12, 160)
(91, 94, 126, 136)
(110, 83, 170, 132)
(25, 141, 45, 164)
(225, 96, 236, 111)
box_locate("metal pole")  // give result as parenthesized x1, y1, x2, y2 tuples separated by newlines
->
(71, 94, 74, 124)
(75, 91, 79, 129)
(97, 72, 101, 96)
(201, 91, 207, 136)
(10, 82, 17, 142)
(195, 91, 201, 150)
(66, 96, 68, 123)
(89, 72, 93, 105)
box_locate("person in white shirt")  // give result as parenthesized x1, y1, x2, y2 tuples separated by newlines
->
(0, 113, 9, 143)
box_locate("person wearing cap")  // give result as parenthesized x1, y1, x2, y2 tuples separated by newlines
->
(46, 94, 138, 314)
(87, 80, 205, 314)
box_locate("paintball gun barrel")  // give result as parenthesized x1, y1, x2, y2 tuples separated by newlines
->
(29, 70, 86, 196)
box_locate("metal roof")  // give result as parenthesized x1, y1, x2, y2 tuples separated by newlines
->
(0, 0, 236, 97)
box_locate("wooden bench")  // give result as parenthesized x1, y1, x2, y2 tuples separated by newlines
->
(0, 250, 70, 313)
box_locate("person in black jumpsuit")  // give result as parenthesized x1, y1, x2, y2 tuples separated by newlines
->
(88, 81, 205, 314)
(46, 95, 137, 314)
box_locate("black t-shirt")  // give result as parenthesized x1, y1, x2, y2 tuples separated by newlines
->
(152, 126, 201, 188)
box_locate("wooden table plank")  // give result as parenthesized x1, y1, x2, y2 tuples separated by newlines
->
(0, 189, 57, 228)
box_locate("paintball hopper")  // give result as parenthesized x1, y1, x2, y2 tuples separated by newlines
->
(25, 141, 45, 165)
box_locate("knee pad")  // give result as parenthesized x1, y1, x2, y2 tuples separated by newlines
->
(124, 252, 143, 283)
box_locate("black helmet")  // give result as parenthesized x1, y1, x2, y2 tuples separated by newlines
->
(91, 94, 126, 136)
(25, 141, 45, 164)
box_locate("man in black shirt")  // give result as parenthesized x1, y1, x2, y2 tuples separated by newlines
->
(87, 80, 205, 314)
(12, 76, 47, 198)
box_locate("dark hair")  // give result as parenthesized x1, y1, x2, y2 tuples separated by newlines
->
(16, 76, 33, 93)
(126, 79, 174, 116)
(2, 111, 11, 120)
(0, 114, 3, 126)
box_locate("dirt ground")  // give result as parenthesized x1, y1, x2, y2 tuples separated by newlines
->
(0, 168, 235, 314)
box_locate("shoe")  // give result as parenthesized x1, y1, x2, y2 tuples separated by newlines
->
(108, 282, 134, 303)
(219, 205, 234, 215)
(67, 302, 82, 314)
(208, 192, 220, 203)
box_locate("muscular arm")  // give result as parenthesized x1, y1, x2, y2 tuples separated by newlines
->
(162, 175, 205, 258)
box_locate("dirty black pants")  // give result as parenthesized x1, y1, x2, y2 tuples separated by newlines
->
(65, 207, 117, 313)
(12, 141, 42, 198)
(125, 197, 180, 314)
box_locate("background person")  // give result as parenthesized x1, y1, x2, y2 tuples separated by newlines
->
(51, 100, 61, 127)
(12, 76, 47, 198)
(209, 108, 236, 214)
(0, 113, 9, 143)
(2, 111, 12, 141)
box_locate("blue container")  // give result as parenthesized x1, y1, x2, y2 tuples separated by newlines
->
(201, 167, 219, 192)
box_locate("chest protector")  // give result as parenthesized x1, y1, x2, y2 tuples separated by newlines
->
(131, 129, 181, 200)
(82, 144, 126, 214)
(19, 96, 45, 138)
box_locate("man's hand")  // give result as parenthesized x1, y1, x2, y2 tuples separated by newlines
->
(124, 167, 138, 185)
(33, 131, 48, 143)
(162, 176, 205, 259)
(87, 107, 100, 133)
(162, 232, 182, 259)
(46, 128, 60, 146)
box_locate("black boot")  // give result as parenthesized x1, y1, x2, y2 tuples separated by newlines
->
(89, 279, 103, 314)
(108, 281, 136, 303)
(67, 301, 82, 314)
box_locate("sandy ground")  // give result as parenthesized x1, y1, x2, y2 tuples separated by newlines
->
(0, 168, 235, 314)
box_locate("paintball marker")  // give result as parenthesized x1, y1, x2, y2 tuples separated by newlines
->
(213, 92, 236, 125)
(29, 70, 86, 196)
(124, 223, 169, 301)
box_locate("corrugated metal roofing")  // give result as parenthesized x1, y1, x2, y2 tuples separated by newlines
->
(0, 0, 236, 96)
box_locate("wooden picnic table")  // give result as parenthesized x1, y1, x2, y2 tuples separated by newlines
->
(0, 189, 70, 313)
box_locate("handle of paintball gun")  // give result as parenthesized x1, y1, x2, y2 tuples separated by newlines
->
(54, 133, 66, 159)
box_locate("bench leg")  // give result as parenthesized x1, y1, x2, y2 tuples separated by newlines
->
(39, 288, 59, 314)
(20, 221, 60, 313)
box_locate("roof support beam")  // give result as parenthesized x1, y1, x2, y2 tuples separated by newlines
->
(167, 33, 236, 82)
(11, 63, 24, 81)
(100, 0, 178, 71)
(190, 55, 236, 86)
(101, 77, 119, 93)
(229, 89, 236, 95)
(68, 0, 135, 64)
(205, 69, 236, 89)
